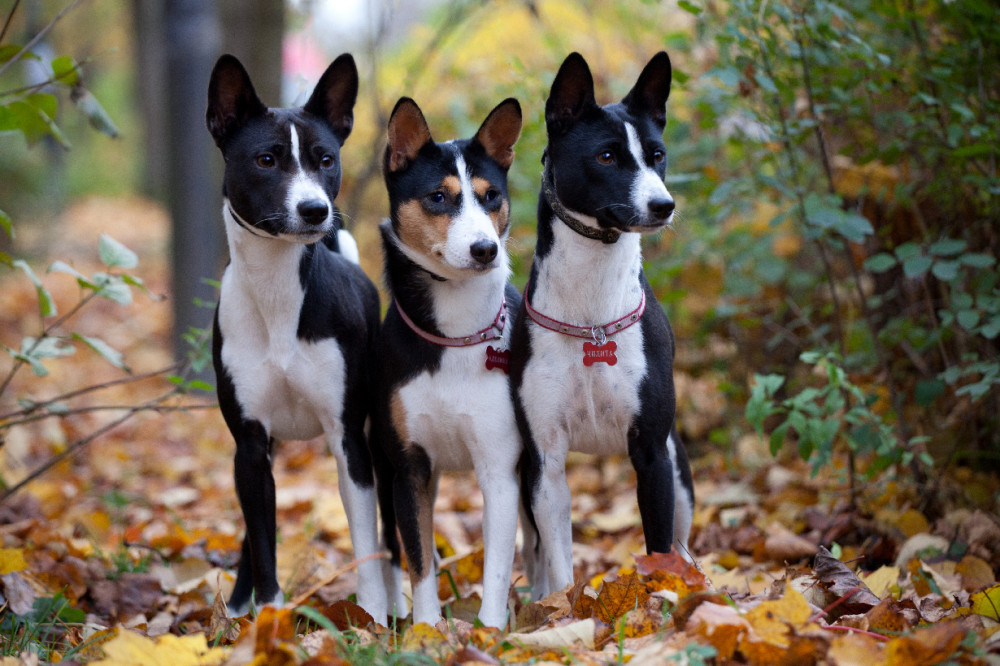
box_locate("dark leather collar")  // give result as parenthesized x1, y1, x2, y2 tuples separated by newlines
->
(541, 159, 622, 245)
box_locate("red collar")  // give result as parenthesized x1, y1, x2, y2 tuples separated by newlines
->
(523, 283, 646, 343)
(395, 298, 508, 347)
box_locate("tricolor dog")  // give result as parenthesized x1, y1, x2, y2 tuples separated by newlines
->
(206, 54, 392, 621)
(373, 97, 522, 628)
(509, 52, 695, 599)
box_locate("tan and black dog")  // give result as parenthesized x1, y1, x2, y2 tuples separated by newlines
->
(373, 97, 522, 627)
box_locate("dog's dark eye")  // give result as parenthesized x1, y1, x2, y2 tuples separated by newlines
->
(597, 151, 615, 165)
(256, 154, 275, 168)
(320, 154, 335, 169)
(652, 150, 665, 164)
(428, 191, 446, 204)
(484, 188, 500, 202)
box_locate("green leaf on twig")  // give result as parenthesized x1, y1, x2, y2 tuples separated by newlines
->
(73, 333, 130, 373)
(13, 260, 56, 317)
(98, 234, 138, 269)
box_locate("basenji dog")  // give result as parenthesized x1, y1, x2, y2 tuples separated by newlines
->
(508, 52, 695, 600)
(373, 96, 522, 628)
(206, 54, 394, 622)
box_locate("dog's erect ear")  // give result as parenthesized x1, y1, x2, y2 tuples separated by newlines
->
(206, 54, 267, 147)
(385, 97, 433, 173)
(304, 53, 359, 145)
(545, 52, 597, 135)
(474, 98, 522, 170)
(622, 51, 672, 129)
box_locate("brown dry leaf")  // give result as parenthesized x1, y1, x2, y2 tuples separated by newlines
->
(814, 546, 881, 615)
(955, 555, 995, 593)
(318, 599, 374, 630)
(568, 579, 598, 620)
(207, 592, 240, 644)
(865, 596, 916, 636)
(595, 571, 649, 624)
(764, 521, 818, 562)
(90, 627, 230, 665)
(685, 598, 750, 659)
(884, 620, 966, 666)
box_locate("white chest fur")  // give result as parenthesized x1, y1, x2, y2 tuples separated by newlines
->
(218, 209, 346, 442)
(522, 226, 650, 456)
(394, 269, 518, 472)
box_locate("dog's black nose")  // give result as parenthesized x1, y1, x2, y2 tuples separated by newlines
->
(470, 239, 498, 265)
(298, 199, 329, 226)
(648, 197, 675, 220)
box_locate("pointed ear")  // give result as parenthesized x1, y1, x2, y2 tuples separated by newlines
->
(384, 97, 433, 173)
(545, 52, 597, 135)
(206, 54, 267, 147)
(622, 51, 672, 129)
(304, 53, 359, 144)
(474, 98, 522, 170)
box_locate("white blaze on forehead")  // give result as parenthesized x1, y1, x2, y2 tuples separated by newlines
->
(625, 122, 673, 217)
(442, 151, 501, 269)
(286, 123, 331, 226)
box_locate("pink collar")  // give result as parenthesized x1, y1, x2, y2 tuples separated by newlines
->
(524, 283, 646, 344)
(395, 298, 508, 347)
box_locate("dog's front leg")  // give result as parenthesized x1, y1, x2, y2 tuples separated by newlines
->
(393, 445, 441, 625)
(330, 426, 389, 624)
(628, 422, 676, 555)
(232, 422, 281, 612)
(530, 447, 574, 596)
(474, 456, 519, 629)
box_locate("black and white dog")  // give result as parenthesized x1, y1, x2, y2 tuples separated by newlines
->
(509, 52, 695, 600)
(206, 54, 392, 621)
(373, 97, 522, 627)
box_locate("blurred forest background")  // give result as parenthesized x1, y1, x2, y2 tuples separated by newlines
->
(2, 0, 999, 530)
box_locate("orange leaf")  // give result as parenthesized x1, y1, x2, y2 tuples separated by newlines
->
(634, 551, 709, 598)
(884, 621, 966, 666)
(251, 606, 299, 666)
(739, 588, 819, 666)
(827, 633, 888, 666)
(865, 597, 915, 636)
(595, 571, 650, 624)
(619, 605, 663, 639)
(686, 600, 749, 660)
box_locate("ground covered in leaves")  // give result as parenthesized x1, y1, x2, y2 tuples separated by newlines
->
(1, 198, 999, 664)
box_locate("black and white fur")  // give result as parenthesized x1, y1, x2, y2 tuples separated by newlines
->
(373, 97, 523, 628)
(206, 54, 393, 621)
(509, 52, 695, 600)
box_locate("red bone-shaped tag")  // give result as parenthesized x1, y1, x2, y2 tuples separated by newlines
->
(485, 345, 510, 374)
(583, 340, 617, 366)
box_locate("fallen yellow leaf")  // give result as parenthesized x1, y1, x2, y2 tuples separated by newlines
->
(0, 548, 27, 575)
(91, 628, 229, 666)
(970, 583, 1000, 621)
(860, 566, 900, 600)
